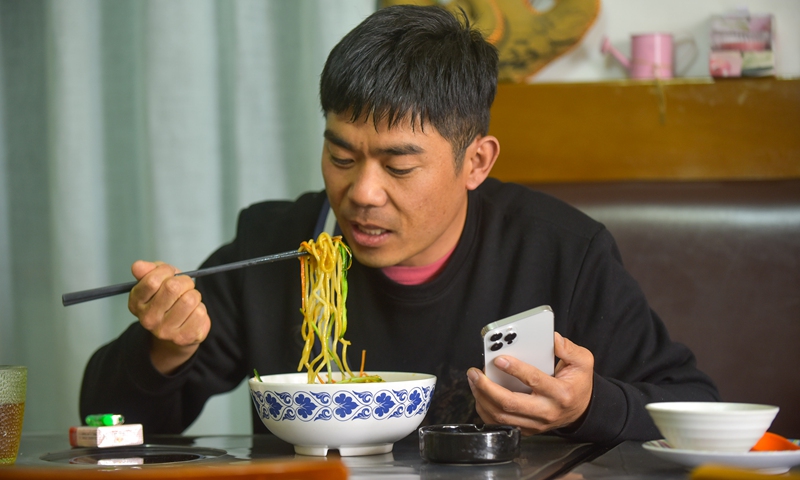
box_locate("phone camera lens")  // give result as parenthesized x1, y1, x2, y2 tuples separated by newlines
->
(490, 333, 503, 342)
(490, 342, 503, 351)
(504, 332, 517, 343)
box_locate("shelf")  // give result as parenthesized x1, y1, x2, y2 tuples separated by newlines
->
(487, 77, 800, 183)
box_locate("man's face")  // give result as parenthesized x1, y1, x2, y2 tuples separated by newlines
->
(321, 112, 473, 268)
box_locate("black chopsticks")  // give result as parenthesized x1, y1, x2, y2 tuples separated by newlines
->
(62, 250, 308, 307)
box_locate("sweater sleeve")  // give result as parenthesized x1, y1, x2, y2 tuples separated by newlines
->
(79, 241, 246, 434)
(555, 228, 720, 444)
(79, 321, 198, 432)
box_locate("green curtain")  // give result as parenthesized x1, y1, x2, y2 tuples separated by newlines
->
(0, 0, 375, 435)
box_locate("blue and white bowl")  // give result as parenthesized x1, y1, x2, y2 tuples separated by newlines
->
(249, 372, 436, 456)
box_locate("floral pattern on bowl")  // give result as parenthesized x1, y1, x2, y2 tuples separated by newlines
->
(251, 385, 434, 423)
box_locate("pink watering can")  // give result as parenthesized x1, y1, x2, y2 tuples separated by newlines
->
(601, 33, 697, 80)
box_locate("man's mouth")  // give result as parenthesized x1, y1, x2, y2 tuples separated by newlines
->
(355, 224, 387, 236)
(349, 222, 392, 247)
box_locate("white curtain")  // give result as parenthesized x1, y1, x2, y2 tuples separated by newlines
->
(0, 0, 376, 435)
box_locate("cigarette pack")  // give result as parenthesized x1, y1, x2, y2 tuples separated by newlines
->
(69, 423, 144, 448)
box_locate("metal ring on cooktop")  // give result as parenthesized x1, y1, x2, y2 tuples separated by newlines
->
(40, 444, 229, 466)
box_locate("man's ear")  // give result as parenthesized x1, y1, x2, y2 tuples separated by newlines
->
(463, 135, 500, 191)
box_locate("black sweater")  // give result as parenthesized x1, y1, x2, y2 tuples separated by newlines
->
(81, 178, 719, 444)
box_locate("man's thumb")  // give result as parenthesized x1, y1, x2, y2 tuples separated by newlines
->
(131, 260, 159, 280)
(553, 331, 594, 373)
(554, 331, 572, 358)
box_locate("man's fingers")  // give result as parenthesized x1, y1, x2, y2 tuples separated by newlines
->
(468, 367, 556, 435)
(160, 290, 206, 345)
(470, 334, 596, 434)
(129, 263, 177, 309)
(161, 297, 209, 346)
(491, 355, 552, 392)
(467, 368, 506, 420)
(137, 275, 196, 330)
(129, 262, 197, 339)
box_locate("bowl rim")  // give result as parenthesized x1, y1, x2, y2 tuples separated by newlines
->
(249, 371, 436, 387)
(645, 401, 779, 414)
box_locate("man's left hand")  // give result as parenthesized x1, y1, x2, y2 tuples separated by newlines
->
(467, 332, 594, 435)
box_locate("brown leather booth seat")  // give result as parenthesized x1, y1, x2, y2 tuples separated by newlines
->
(529, 180, 800, 437)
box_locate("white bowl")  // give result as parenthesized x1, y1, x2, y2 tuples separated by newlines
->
(249, 371, 436, 456)
(646, 402, 779, 452)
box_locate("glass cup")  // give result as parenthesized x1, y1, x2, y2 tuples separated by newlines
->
(0, 366, 26, 466)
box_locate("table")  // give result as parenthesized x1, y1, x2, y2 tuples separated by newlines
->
(557, 441, 800, 480)
(5, 432, 798, 479)
(556, 440, 694, 480)
(4, 431, 606, 479)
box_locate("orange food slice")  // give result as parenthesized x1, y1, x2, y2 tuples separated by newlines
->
(751, 432, 800, 451)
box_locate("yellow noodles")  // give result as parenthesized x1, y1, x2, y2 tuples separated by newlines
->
(297, 233, 382, 384)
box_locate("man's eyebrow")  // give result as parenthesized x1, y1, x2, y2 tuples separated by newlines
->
(376, 143, 425, 156)
(323, 130, 354, 151)
(323, 129, 425, 156)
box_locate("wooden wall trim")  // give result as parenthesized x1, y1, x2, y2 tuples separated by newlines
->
(487, 78, 800, 183)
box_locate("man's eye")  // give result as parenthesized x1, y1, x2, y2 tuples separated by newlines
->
(387, 166, 414, 176)
(329, 155, 352, 167)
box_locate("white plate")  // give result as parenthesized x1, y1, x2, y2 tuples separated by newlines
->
(643, 439, 800, 475)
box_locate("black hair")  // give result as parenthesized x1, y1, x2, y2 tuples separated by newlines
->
(319, 5, 498, 170)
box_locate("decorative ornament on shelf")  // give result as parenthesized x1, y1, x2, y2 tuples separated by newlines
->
(380, 0, 600, 83)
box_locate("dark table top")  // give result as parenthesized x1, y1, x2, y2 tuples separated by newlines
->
(9, 432, 800, 479)
(11, 431, 605, 479)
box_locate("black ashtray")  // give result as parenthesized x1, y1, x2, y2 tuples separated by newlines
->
(419, 424, 520, 464)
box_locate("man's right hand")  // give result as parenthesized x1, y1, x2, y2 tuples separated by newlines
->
(128, 260, 211, 375)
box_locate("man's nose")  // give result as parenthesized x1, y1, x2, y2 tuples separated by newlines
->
(348, 162, 388, 208)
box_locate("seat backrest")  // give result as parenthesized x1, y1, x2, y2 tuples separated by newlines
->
(531, 180, 800, 437)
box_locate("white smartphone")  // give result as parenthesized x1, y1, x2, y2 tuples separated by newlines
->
(481, 305, 555, 393)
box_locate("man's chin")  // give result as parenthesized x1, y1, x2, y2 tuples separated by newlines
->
(349, 246, 398, 269)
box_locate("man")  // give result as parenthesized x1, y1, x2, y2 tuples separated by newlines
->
(81, 5, 718, 444)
